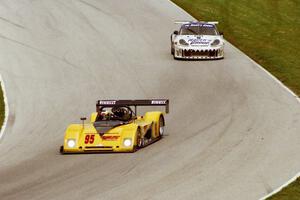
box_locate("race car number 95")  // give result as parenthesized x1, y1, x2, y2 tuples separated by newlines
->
(85, 134, 95, 144)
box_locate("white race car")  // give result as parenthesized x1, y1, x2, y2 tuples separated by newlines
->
(171, 21, 224, 60)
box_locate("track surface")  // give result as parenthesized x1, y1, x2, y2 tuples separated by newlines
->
(0, 0, 299, 199)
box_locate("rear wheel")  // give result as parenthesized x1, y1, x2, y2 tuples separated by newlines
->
(158, 116, 165, 137)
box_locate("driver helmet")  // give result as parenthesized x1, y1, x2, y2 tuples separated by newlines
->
(100, 110, 110, 120)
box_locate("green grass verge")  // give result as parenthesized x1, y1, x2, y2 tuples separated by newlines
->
(171, 0, 300, 95)
(171, 0, 300, 198)
(0, 82, 5, 132)
(267, 178, 300, 200)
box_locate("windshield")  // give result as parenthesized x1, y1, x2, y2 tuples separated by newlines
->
(96, 106, 134, 122)
(180, 24, 218, 35)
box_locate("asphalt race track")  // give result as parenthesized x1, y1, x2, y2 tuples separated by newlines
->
(0, 0, 299, 199)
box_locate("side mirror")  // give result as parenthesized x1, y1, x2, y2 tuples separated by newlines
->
(173, 30, 179, 35)
(219, 32, 224, 36)
(80, 117, 87, 127)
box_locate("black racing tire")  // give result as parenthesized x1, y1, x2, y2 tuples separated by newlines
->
(136, 128, 143, 148)
(59, 146, 64, 154)
(173, 54, 179, 60)
(170, 33, 175, 55)
(132, 145, 137, 153)
(132, 128, 143, 152)
(158, 116, 165, 137)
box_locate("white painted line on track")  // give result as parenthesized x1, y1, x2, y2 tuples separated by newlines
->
(259, 172, 300, 200)
(0, 74, 9, 141)
(169, 4, 300, 196)
(229, 44, 300, 104)
(249, 57, 300, 103)
(170, 2, 300, 198)
(229, 45, 300, 199)
(169, 0, 300, 104)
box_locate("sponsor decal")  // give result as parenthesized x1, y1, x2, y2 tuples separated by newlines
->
(99, 100, 116, 105)
(188, 38, 210, 45)
(202, 24, 214, 27)
(184, 23, 214, 28)
(102, 136, 120, 141)
(151, 100, 166, 105)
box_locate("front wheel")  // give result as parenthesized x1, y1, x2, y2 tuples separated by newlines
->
(59, 146, 64, 154)
(136, 128, 143, 148)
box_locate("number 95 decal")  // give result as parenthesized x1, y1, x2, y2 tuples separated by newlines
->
(84, 134, 95, 144)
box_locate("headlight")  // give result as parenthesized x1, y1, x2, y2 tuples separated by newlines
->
(211, 39, 221, 46)
(123, 138, 132, 147)
(179, 39, 189, 46)
(67, 139, 76, 148)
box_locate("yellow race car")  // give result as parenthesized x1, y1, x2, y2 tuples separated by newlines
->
(60, 99, 169, 153)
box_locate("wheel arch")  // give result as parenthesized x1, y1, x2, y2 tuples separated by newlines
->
(144, 111, 163, 123)
(144, 111, 165, 136)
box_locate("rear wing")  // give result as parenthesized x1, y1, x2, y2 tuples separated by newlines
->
(174, 20, 195, 24)
(96, 99, 169, 114)
(175, 20, 218, 25)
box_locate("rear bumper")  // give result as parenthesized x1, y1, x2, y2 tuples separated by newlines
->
(174, 46, 224, 60)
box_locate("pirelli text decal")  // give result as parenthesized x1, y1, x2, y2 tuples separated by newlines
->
(151, 100, 167, 105)
(99, 100, 116, 105)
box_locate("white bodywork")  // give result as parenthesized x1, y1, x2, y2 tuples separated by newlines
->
(171, 22, 225, 59)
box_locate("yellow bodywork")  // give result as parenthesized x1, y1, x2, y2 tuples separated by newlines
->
(61, 111, 164, 153)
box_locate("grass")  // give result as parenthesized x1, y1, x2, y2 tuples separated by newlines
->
(171, 0, 300, 198)
(267, 178, 300, 200)
(171, 0, 300, 95)
(0, 83, 4, 131)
